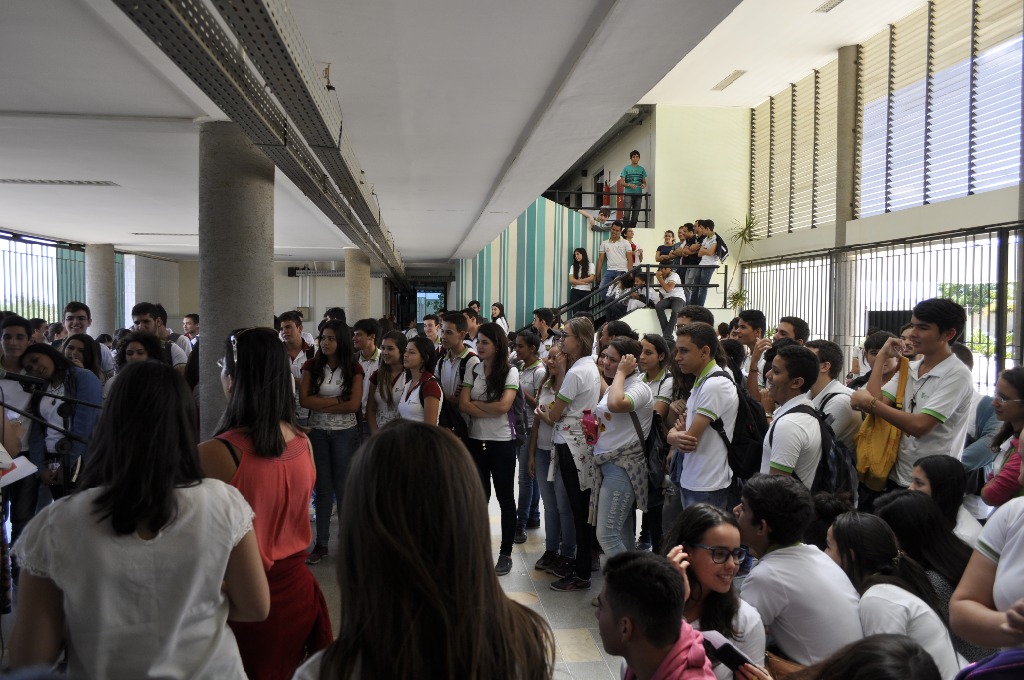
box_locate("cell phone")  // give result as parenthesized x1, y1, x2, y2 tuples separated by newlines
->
(701, 630, 754, 672)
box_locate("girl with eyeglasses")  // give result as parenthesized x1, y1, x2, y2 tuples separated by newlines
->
(979, 367, 1024, 509)
(663, 504, 766, 680)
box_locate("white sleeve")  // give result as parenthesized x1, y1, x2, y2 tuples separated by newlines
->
(858, 588, 910, 636)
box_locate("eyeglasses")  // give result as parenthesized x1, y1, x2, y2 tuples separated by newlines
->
(994, 394, 1024, 405)
(688, 543, 748, 564)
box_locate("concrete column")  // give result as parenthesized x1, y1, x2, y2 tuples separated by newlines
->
(344, 248, 372, 321)
(198, 121, 275, 439)
(84, 244, 116, 336)
(831, 45, 859, 352)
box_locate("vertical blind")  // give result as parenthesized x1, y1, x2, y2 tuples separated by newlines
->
(855, 0, 1023, 218)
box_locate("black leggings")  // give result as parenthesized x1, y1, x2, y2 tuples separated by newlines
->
(467, 438, 517, 556)
(556, 443, 594, 580)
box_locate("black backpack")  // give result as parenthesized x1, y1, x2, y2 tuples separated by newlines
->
(707, 370, 770, 480)
(436, 353, 474, 441)
(769, 403, 858, 497)
(714, 233, 730, 262)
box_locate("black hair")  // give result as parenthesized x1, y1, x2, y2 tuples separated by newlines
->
(911, 455, 967, 527)
(864, 330, 898, 353)
(532, 308, 554, 327)
(629, 150, 640, 158)
(324, 307, 347, 323)
(742, 474, 814, 545)
(677, 322, 720, 360)
(423, 313, 440, 325)
(787, 635, 940, 680)
(278, 310, 303, 327)
(22, 342, 74, 389)
(115, 331, 164, 370)
(774, 344, 819, 394)
(719, 338, 746, 386)
(353, 318, 380, 341)
(516, 329, 541, 353)
(130, 301, 159, 322)
(310, 320, 357, 401)
(662, 504, 742, 640)
(491, 303, 506, 320)
(717, 322, 730, 338)
(468, 300, 481, 308)
(78, 361, 202, 535)
(184, 313, 199, 324)
(96, 333, 113, 346)
(778, 316, 810, 342)
(602, 552, 684, 648)
(153, 303, 170, 325)
(703, 219, 715, 231)
(874, 489, 972, 588)
(912, 298, 966, 344)
(679, 305, 715, 326)
(640, 334, 670, 373)
(604, 320, 637, 341)
(606, 337, 643, 367)
(571, 248, 591, 282)
(805, 491, 854, 551)
(830, 512, 943, 618)
(738, 309, 766, 336)
(215, 327, 300, 458)
(1, 314, 32, 337)
(993, 366, 1024, 450)
(63, 333, 104, 383)
(476, 323, 512, 402)
(376, 331, 409, 409)
(408, 335, 438, 374)
(30, 317, 47, 331)
(805, 339, 844, 381)
(63, 301, 92, 318)
(761, 337, 798, 371)
(462, 308, 481, 323)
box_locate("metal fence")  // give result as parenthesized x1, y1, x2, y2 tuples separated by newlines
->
(741, 223, 1022, 394)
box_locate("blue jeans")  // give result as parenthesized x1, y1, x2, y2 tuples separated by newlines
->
(535, 448, 576, 557)
(516, 444, 541, 528)
(689, 266, 716, 307)
(681, 486, 732, 511)
(596, 462, 636, 557)
(308, 426, 360, 545)
(600, 270, 625, 292)
(624, 193, 643, 229)
(656, 295, 687, 340)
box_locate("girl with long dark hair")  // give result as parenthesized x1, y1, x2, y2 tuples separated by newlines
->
(62, 332, 104, 384)
(300, 319, 363, 565)
(459, 322, 520, 575)
(366, 330, 408, 433)
(663, 504, 765, 680)
(911, 454, 983, 548)
(293, 421, 555, 679)
(11, 361, 269, 677)
(21, 342, 102, 502)
(874, 490, 994, 662)
(398, 335, 442, 424)
(826, 512, 964, 678)
(491, 302, 509, 335)
(199, 328, 332, 680)
(638, 334, 674, 552)
(568, 247, 595, 310)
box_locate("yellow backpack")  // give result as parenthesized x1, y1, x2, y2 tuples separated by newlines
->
(854, 357, 910, 491)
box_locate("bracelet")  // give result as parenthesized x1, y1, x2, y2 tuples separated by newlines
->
(869, 397, 877, 413)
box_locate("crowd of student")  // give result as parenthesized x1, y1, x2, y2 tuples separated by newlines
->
(1, 281, 1023, 678)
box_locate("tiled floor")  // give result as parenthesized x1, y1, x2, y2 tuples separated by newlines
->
(307, 498, 624, 680)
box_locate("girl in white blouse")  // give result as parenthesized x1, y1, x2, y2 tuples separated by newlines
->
(398, 335, 442, 425)
(366, 331, 409, 433)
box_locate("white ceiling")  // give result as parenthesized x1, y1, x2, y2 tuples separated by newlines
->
(0, 0, 926, 266)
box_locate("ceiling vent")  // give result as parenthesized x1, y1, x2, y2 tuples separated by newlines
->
(0, 179, 120, 187)
(711, 70, 747, 92)
(813, 0, 848, 13)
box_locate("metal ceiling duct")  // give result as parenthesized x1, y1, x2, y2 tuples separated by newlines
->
(111, 0, 406, 282)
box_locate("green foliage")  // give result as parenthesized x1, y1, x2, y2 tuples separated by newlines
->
(938, 283, 998, 314)
(727, 289, 748, 312)
(966, 328, 1016, 359)
(0, 295, 59, 322)
(727, 214, 760, 307)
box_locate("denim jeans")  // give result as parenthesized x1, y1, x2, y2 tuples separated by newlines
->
(681, 486, 732, 511)
(557, 443, 593, 580)
(516, 444, 541, 529)
(689, 266, 716, 307)
(596, 462, 636, 557)
(535, 448, 576, 557)
(600, 270, 625, 292)
(308, 426, 360, 545)
(467, 438, 517, 556)
(656, 296, 687, 340)
(5, 473, 40, 548)
(624, 193, 643, 229)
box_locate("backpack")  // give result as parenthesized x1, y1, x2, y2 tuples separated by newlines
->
(707, 370, 770, 481)
(955, 649, 1024, 680)
(714, 233, 729, 262)
(630, 410, 670, 506)
(770, 403, 858, 497)
(436, 354, 474, 440)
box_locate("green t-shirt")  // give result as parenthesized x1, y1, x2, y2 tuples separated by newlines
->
(621, 164, 647, 194)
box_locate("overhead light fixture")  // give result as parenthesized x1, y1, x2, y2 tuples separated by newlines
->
(0, 179, 120, 186)
(813, 0, 848, 13)
(712, 70, 747, 92)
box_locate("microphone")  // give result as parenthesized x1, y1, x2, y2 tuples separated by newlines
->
(0, 368, 49, 388)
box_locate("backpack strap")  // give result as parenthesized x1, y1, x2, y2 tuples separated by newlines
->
(705, 370, 735, 447)
(629, 411, 645, 444)
(768, 403, 822, 447)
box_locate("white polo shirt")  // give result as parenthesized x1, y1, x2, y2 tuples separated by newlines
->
(681, 363, 737, 492)
(599, 237, 631, 273)
(976, 496, 1024, 612)
(661, 272, 685, 300)
(811, 380, 862, 451)
(463, 364, 519, 441)
(357, 347, 381, 415)
(881, 353, 974, 487)
(761, 393, 822, 488)
(593, 372, 653, 455)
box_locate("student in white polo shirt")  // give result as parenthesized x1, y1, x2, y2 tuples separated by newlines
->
(850, 298, 974, 490)
(805, 339, 863, 450)
(667, 322, 737, 510)
(760, 345, 822, 488)
(352, 318, 381, 438)
(735, 474, 862, 666)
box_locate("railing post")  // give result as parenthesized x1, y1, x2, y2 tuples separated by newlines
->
(995, 227, 1009, 374)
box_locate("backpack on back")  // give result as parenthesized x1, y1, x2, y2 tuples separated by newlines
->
(770, 403, 858, 498)
(713, 233, 730, 262)
(707, 370, 769, 481)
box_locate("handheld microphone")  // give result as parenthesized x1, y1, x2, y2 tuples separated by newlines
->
(0, 368, 50, 389)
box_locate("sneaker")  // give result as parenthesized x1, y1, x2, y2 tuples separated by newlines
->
(526, 517, 542, 529)
(591, 554, 601, 572)
(495, 554, 514, 576)
(549, 556, 575, 578)
(305, 543, 328, 565)
(550, 575, 591, 592)
(534, 550, 558, 571)
(514, 526, 528, 544)
(636, 538, 652, 552)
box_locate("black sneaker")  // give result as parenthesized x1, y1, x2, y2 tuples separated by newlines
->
(305, 543, 328, 565)
(534, 550, 558, 571)
(526, 517, 542, 529)
(550, 575, 591, 592)
(549, 556, 575, 578)
(514, 526, 528, 544)
(495, 554, 513, 575)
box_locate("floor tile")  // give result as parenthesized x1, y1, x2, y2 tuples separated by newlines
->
(553, 628, 605, 663)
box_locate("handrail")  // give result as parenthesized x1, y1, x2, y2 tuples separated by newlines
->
(541, 189, 653, 228)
